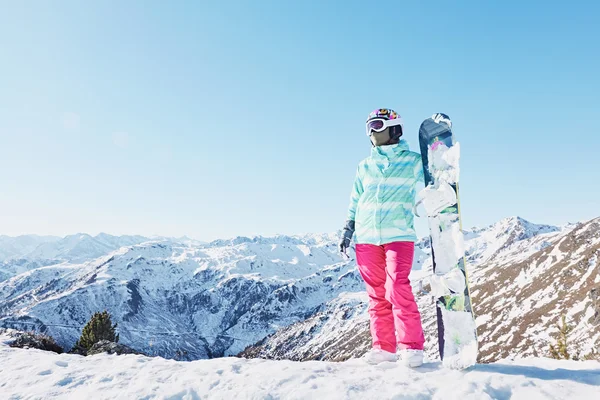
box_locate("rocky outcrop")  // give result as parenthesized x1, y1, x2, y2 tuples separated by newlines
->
(86, 340, 143, 356)
(9, 331, 63, 354)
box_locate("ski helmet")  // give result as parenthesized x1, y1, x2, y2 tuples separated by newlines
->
(366, 108, 404, 144)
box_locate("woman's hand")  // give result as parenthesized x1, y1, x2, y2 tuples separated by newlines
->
(339, 220, 355, 257)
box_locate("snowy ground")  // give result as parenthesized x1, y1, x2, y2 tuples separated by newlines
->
(1, 339, 599, 399)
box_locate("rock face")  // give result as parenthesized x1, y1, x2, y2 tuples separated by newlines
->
(590, 288, 600, 326)
(469, 218, 600, 361)
(87, 340, 142, 356)
(9, 331, 63, 354)
(240, 292, 371, 361)
(1, 217, 599, 363)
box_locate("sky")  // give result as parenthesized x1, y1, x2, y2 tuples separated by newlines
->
(0, 1, 598, 241)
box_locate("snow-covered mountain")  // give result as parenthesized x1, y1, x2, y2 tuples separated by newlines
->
(240, 217, 600, 363)
(0, 235, 60, 262)
(463, 216, 560, 264)
(0, 233, 152, 263)
(0, 233, 364, 359)
(0, 216, 598, 364)
(0, 233, 158, 282)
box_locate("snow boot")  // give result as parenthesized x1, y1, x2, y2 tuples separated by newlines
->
(398, 349, 423, 367)
(364, 348, 397, 364)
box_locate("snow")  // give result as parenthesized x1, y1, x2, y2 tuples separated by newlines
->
(0, 234, 189, 265)
(417, 181, 457, 217)
(428, 213, 465, 274)
(475, 314, 492, 328)
(590, 253, 599, 283)
(0, 235, 60, 261)
(439, 308, 478, 369)
(515, 268, 533, 288)
(462, 217, 561, 267)
(1, 337, 599, 400)
(429, 268, 466, 297)
(572, 258, 596, 291)
(429, 142, 460, 183)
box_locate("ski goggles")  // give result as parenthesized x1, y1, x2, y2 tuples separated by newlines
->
(365, 117, 403, 136)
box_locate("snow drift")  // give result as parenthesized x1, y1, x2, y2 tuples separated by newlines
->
(1, 331, 598, 400)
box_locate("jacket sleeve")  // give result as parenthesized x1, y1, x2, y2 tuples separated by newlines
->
(346, 165, 364, 221)
(414, 155, 424, 183)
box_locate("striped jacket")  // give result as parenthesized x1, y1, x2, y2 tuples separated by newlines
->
(347, 140, 424, 245)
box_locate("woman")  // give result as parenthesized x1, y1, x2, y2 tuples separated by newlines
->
(339, 108, 425, 367)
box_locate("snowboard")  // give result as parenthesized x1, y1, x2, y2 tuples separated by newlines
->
(417, 113, 477, 369)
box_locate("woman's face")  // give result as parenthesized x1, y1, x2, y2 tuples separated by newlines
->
(370, 127, 391, 146)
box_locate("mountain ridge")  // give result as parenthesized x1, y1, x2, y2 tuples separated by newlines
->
(1, 216, 598, 363)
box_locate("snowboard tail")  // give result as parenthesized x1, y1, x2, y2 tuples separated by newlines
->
(418, 113, 477, 369)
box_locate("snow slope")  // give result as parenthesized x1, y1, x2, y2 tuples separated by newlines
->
(1, 332, 598, 400)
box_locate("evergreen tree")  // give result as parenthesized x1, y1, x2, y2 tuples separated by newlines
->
(549, 314, 572, 360)
(75, 310, 119, 352)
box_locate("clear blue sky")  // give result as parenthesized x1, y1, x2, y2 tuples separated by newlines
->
(1, 1, 598, 241)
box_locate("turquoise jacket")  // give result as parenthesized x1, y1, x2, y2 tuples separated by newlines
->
(347, 140, 424, 245)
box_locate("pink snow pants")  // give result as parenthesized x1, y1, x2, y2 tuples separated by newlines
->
(356, 241, 425, 352)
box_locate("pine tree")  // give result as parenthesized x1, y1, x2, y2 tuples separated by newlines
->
(549, 314, 572, 360)
(75, 310, 119, 352)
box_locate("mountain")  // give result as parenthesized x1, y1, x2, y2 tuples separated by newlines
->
(1, 217, 598, 363)
(240, 217, 600, 363)
(463, 216, 560, 264)
(472, 217, 600, 361)
(0, 234, 154, 282)
(0, 233, 207, 267)
(0, 234, 363, 359)
(0, 235, 60, 262)
(21, 233, 152, 263)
